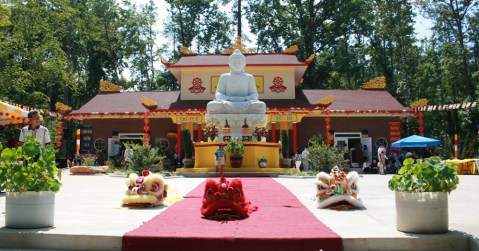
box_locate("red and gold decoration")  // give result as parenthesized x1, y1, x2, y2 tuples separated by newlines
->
(269, 76, 287, 93)
(204, 123, 219, 142)
(143, 112, 150, 145)
(282, 45, 299, 54)
(324, 110, 332, 145)
(253, 123, 268, 142)
(76, 129, 80, 155)
(361, 76, 386, 90)
(180, 46, 197, 56)
(304, 54, 315, 64)
(388, 122, 401, 145)
(55, 102, 72, 114)
(454, 131, 459, 159)
(141, 96, 158, 110)
(417, 112, 424, 136)
(409, 98, 429, 109)
(317, 95, 334, 108)
(316, 167, 363, 210)
(56, 120, 63, 148)
(0, 100, 29, 125)
(201, 170, 257, 220)
(188, 78, 206, 94)
(99, 79, 121, 93)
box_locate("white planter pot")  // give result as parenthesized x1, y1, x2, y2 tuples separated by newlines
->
(5, 191, 55, 229)
(395, 191, 448, 234)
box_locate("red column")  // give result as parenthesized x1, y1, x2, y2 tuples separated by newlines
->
(271, 122, 276, 143)
(177, 123, 181, 157)
(454, 131, 459, 158)
(197, 123, 202, 143)
(292, 122, 297, 154)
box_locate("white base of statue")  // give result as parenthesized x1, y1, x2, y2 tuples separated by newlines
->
(206, 113, 267, 139)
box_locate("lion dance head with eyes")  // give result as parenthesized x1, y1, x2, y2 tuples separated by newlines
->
(316, 167, 363, 210)
(201, 173, 257, 220)
(122, 170, 168, 207)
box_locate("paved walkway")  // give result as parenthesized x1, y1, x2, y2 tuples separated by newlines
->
(0, 170, 478, 251)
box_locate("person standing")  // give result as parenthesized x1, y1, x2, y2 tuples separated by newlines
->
(301, 148, 310, 171)
(215, 143, 227, 173)
(378, 144, 387, 175)
(18, 110, 51, 147)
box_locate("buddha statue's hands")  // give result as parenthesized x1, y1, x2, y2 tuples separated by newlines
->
(228, 96, 247, 102)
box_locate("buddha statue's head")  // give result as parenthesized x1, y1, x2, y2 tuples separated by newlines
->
(229, 49, 246, 73)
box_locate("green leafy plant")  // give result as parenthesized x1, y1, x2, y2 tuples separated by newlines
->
(388, 157, 459, 193)
(0, 136, 62, 192)
(128, 143, 165, 173)
(83, 156, 95, 166)
(227, 137, 244, 157)
(181, 128, 194, 159)
(307, 140, 343, 172)
(281, 130, 289, 158)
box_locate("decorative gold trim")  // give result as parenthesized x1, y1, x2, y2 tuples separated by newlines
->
(317, 95, 334, 106)
(180, 47, 196, 55)
(99, 80, 121, 93)
(282, 45, 299, 54)
(361, 76, 386, 90)
(409, 99, 428, 108)
(160, 57, 170, 66)
(141, 96, 158, 110)
(305, 54, 315, 63)
(55, 102, 72, 114)
(221, 36, 256, 55)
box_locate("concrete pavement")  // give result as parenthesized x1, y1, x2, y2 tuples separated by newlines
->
(0, 170, 477, 251)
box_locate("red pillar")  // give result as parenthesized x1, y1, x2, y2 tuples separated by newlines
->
(177, 123, 181, 157)
(271, 122, 276, 143)
(197, 123, 202, 143)
(293, 122, 297, 154)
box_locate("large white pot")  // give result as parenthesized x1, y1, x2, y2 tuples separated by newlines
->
(395, 191, 448, 234)
(5, 191, 55, 229)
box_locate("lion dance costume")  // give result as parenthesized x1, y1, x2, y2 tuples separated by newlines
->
(201, 170, 257, 220)
(122, 170, 169, 207)
(316, 166, 363, 210)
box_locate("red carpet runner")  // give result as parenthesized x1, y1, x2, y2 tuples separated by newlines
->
(122, 178, 342, 251)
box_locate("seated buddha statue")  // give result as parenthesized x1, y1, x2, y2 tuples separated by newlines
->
(206, 49, 266, 114)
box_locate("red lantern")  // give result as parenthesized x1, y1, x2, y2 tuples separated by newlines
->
(144, 133, 150, 138)
(4, 125, 8, 130)
(417, 112, 423, 119)
(144, 118, 150, 125)
(5, 112, 9, 116)
(144, 125, 150, 132)
(56, 135, 63, 141)
(325, 110, 331, 115)
(418, 126, 424, 132)
(56, 142, 62, 148)
(326, 125, 331, 131)
(326, 140, 332, 145)
(144, 112, 150, 117)
(326, 132, 331, 138)
(58, 121, 63, 127)
(0, 112, 3, 116)
(325, 117, 331, 123)
(57, 127, 63, 133)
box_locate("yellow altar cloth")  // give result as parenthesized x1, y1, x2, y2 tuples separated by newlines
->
(445, 159, 477, 174)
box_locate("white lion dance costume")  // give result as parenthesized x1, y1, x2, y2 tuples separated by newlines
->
(316, 167, 364, 210)
(122, 170, 169, 207)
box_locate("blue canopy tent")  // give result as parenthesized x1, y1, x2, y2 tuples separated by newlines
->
(391, 135, 441, 148)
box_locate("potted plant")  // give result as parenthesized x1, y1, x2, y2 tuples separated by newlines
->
(203, 123, 219, 142)
(253, 123, 268, 142)
(258, 156, 267, 168)
(227, 137, 245, 168)
(0, 136, 62, 228)
(388, 157, 459, 233)
(280, 130, 291, 167)
(181, 128, 194, 168)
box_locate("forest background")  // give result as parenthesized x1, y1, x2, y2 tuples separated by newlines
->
(0, 0, 478, 158)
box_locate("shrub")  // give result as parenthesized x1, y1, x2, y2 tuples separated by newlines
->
(181, 129, 194, 159)
(227, 137, 245, 157)
(129, 144, 165, 173)
(307, 140, 343, 172)
(281, 130, 289, 158)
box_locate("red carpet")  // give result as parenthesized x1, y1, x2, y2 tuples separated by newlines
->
(122, 178, 342, 251)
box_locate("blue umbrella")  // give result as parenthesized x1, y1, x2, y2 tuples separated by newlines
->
(391, 135, 441, 148)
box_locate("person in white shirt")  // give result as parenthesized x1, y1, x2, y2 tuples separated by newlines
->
(18, 110, 51, 148)
(301, 148, 310, 171)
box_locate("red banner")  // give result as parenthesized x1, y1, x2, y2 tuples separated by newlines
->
(389, 122, 401, 144)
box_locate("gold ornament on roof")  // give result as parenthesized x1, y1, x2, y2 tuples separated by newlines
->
(180, 47, 196, 55)
(409, 99, 428, 108)
(221, 36, 256, 55)
(55, 102, 72, 114)
(361, 76, 386, 90)
(282, 45, 299, 54)
(317, 95, 334, 107)
(160, 57, 171, 66)
(99, 80, 121, 93)
(305, 54, 315, 63)
(141, 96, 158, 110)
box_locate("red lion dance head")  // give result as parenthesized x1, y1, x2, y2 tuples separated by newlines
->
(201, 174, 256, 220)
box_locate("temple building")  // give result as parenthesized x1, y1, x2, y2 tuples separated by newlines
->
(67, 38, 413, 169)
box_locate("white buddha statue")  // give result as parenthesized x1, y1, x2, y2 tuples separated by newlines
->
(207, 49, 266, 114)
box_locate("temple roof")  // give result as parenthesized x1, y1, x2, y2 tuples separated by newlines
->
(70, 89, 412, 117)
